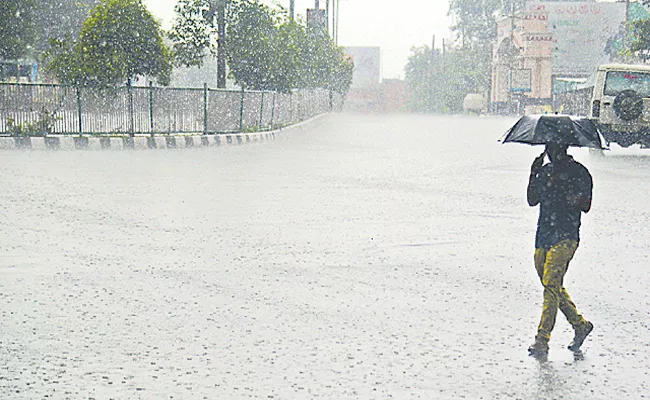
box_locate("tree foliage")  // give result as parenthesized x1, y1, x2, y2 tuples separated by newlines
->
(448, 0, 502, 46)
(404, 46, 434, 112)
(0, 0, 100, 61)
(404, 46, 468, 113)
(46, 0, 172, 86)
(446, 0, 523, 97)
(406, 0, 528, 112)
(630, 18, 650, 56)
(34, 1, 101, 53)
(168, 0, 218, 68)
(268, 20, 305, 91)
(0, 0, 38, 60)
(225, 0, 277, 90)
(170, 0, 353, 94)
(325, 45, 354, 95)
(616, 3, 650, 62)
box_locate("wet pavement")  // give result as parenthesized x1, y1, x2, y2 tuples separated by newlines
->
(1, 114, 649, 399)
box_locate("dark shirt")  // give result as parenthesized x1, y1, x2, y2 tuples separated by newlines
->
(528, 156, 593, 249)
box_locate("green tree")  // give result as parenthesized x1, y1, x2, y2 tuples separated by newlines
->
(266, 15, 351, 94)
(34, 0, 101, 53)
(445, 0, 528, 108)
(268, 19, 305, 92)
(168, 0, 219, 68)
(448, 0, 501, 47)
(404, 45, 434, 112)
(170, 0, 352, 94)
(328, 47, 354, 95)
(298, 27, 332, 88)
(630, 19, 650, 58)
(404, 45, 475, 113)
(614, 3, 650, 62)
(447, 0, 511, 96)
(268, 13, 351, 94)
(46, 0, 172, 86)
(1, 1, 101, 60)
(439, 48, 476, 113)
(225, 0, 276, 90)
(0, 0, 38, 60)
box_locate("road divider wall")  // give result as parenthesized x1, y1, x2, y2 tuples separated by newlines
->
(0, 114, 329, 151)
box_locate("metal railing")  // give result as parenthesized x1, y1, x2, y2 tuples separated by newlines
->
(0, 82, 343, 136)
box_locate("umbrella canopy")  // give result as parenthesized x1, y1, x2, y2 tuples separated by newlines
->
(500, 114, 604, 149)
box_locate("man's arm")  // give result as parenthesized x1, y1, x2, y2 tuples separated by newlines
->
(527, 153, 545, 207)
(527, 173, 541, 206)
(578, 168, 593, 213)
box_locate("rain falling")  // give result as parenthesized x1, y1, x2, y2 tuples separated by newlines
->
(1, 1, 650, 399)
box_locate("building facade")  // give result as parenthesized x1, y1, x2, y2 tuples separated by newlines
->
(491, 1, 629, 114)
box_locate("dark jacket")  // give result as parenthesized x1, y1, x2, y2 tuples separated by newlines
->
(527, 156, 592, 249)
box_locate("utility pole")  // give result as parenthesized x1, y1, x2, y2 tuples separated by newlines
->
(290, 0, 295, 21)
(217, 0, 226, 88)
(442, 38, 446, 74)
(509, 0, 516, 113)
(315, 0, 321, 33)
(206, 0, 227, 88)
(429, 35, 435, 113)
(335, 0, 340, 44)
(326, 0, 330, 34)
(332, 0, 337, 43)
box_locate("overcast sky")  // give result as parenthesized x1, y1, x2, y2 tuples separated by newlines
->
(142, 0, 453, 80)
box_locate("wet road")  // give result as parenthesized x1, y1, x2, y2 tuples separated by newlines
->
(1, 114, 649, 399)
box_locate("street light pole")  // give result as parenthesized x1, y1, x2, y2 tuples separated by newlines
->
(206, 0, 227, 88)
(332, 0, 337, 43)
(290, 0, 294, 21)
(217, 0, 226, 88)
(335, 0, 340, 44)
(326, 0, 330, 34)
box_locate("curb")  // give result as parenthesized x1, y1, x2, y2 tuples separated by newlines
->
(0, 114, 329, 151)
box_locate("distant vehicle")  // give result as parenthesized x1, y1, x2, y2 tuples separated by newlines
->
(588, 63, 650, 148)
(463, 93, 487, 115)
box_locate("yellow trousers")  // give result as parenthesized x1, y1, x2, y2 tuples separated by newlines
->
(534, 240, 587, 341)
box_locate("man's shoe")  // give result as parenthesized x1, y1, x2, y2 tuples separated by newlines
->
(568, 321, 594, 351)
(528, 338, 549, 357)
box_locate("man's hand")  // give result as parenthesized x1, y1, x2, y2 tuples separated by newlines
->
(530, 152, 545, 176)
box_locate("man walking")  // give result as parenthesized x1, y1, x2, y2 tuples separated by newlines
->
(526, 143, 594, 357)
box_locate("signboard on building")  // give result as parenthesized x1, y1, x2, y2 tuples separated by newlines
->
(343, 47, 381, 89)
(510, 69, 532, 93)
(525, 2, 626, 75)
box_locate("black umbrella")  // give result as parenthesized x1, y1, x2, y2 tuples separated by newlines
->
(500, 114, 604, 149)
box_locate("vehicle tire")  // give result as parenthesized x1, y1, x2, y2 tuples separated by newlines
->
(638, 128, 650, 148)
(613, 90, 643, 121)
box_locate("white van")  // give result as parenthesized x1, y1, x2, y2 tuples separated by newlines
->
(589, 63, 650, 148)
(463, 93, 487, 115)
